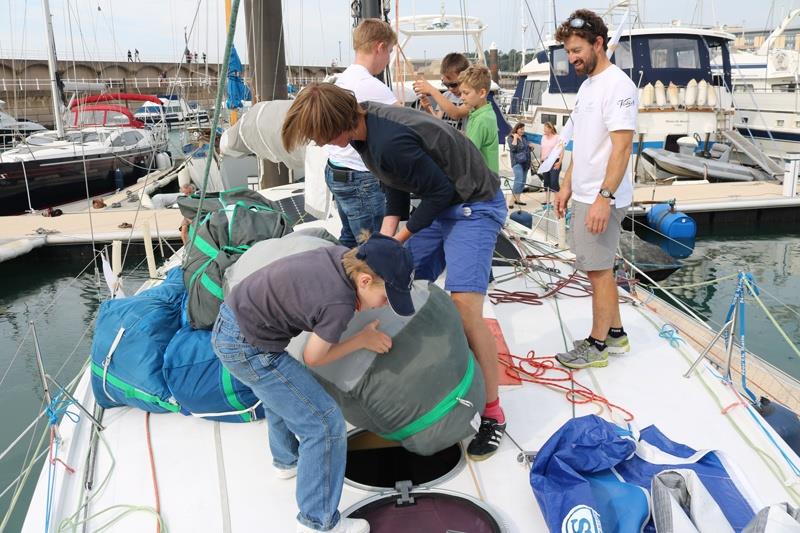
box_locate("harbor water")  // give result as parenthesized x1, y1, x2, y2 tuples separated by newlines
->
(0, 249, 150, 530)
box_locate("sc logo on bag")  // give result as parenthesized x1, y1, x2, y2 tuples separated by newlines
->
(561, 505, 603, 533)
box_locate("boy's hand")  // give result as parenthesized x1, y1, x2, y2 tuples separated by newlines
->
(359, 320, 392, 353)
(419, 95, 433, 113)
(413, 79, 435, 96)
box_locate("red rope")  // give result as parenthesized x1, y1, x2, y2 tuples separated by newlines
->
(145, 412, 161, 533)
(498, 350, 635, 422)
(48, 426, 76, 474)
(489, 271, 636, 306)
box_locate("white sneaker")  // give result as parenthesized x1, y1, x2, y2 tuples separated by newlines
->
(296, 518, 370, 533)
(274, 465, 297, 479)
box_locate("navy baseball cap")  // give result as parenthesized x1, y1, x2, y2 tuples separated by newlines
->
(356, 234, 416, 316)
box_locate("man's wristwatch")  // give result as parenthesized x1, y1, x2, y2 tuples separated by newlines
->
(599, 188, 615, 200)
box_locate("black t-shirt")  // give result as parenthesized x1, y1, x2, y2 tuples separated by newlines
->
(226, 246, 356, 353)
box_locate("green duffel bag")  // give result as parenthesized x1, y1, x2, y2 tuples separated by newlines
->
(182, 190, 291, 329)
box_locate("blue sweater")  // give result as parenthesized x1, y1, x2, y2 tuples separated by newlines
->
(352, 102, 500, 233)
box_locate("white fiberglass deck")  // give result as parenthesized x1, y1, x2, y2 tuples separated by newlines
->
(21, 207, 800, 533)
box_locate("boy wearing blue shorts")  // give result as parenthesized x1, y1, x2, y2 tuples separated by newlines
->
(212, 234, 415, 533)
(282, 83, 508, 460)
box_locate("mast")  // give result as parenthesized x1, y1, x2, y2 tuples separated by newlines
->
(520, 0, 527, 68)
(41, 0, 65, 138)
(243, 0, 289, 187)
(226, 0, 238, 125)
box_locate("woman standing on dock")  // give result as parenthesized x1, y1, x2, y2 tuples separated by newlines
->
(507, 122, 533, 207)
(540, 121, 563, 196)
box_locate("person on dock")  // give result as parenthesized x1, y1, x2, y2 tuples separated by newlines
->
(212, 232, 415, 533)
(323, 19, 398, 249)
(127, 50, 132, 62)
(134, 48, 140, 62)
(540, 121, 563, 197)
(282, 83, 509, 461)
(413, 52, 471, 131)
(552, 9, 636, 369)
(507, 123, 533, 208)
(151, 183, 195, 210)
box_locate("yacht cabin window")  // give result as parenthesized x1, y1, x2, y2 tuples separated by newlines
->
(552, 48, 570, 76)
(541, 113, 557, 125)
(649, 38, 700, 69)
(613, 41, 634, 70)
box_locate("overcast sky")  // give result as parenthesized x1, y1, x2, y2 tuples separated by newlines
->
(1, 0, 800, 68)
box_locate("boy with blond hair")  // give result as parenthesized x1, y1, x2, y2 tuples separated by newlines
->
(459, 65, 499, 173)
(414, 52, 471, 130)
(283, 83, 508, 461)
(214, 233, 415, 533)
(325, 19, 399, 248)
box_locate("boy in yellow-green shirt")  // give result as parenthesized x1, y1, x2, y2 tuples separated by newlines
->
(458, 66, 500, 173)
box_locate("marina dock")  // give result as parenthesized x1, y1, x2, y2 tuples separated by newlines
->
(0, 170, 183, 262)
(631, 180, 800, 230)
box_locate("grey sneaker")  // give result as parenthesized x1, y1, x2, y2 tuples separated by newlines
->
(573, 334, 630, 356)
(558, 339, 609, 369)
(605, 334, 630, 355)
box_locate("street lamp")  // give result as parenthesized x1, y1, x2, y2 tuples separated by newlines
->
(338, 40, 342, 64)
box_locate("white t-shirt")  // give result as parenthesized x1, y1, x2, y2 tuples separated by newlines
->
(325, 63, 397, 171)
(571, 64, 637, 208)
(439, 90, 467, 131)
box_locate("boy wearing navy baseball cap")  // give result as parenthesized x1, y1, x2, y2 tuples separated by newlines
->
(212, 232, 413, 533)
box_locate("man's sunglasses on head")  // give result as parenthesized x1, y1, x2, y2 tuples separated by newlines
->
(568, 17, 593, 30)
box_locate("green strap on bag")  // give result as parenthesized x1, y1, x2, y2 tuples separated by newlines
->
(379, 356, 476, 441)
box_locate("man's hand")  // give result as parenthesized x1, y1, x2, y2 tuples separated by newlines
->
(413, 79, 436, 96)
(554, 186, 572, 218)
(359, 320, 392, 353)
(586, 197, 611, 234)
(553, 159, 561, 170)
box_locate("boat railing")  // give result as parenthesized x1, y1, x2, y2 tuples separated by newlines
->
(0, 77, 221, 92)
(2, 76, 330, 94)
(734, 87, 800, 95)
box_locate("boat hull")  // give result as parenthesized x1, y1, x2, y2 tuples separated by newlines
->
(0, 148, 155, 215)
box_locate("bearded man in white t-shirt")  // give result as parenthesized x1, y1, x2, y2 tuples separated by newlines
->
(553, 9, 637, 369)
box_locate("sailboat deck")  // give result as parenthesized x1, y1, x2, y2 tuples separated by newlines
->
(20, 211, 800, 532)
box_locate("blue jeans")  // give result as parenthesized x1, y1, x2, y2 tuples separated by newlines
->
(511, 164, 528, 195)
(325, 165, 385, 248)
(406, 189, 507, 294)
(543, 166, 561, 192)
(212, 303, 347, 531)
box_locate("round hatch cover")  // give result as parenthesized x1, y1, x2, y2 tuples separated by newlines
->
(344, 488, 505, 533)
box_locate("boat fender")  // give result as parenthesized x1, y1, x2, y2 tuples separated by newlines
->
(646, 203, 697, 242)
(755, 397, 800, 456)
(685, 79, 698, 107)
(654, 80, 666, 107)
(667, 82, 679, 108)
(510, 210, 533, 228)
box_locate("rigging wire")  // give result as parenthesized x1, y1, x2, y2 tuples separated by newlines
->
(182, 0, 242, 263)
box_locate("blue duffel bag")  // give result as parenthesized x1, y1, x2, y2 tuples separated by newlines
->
(90, 268, 185, 413)
(163, 325, 265, 423)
